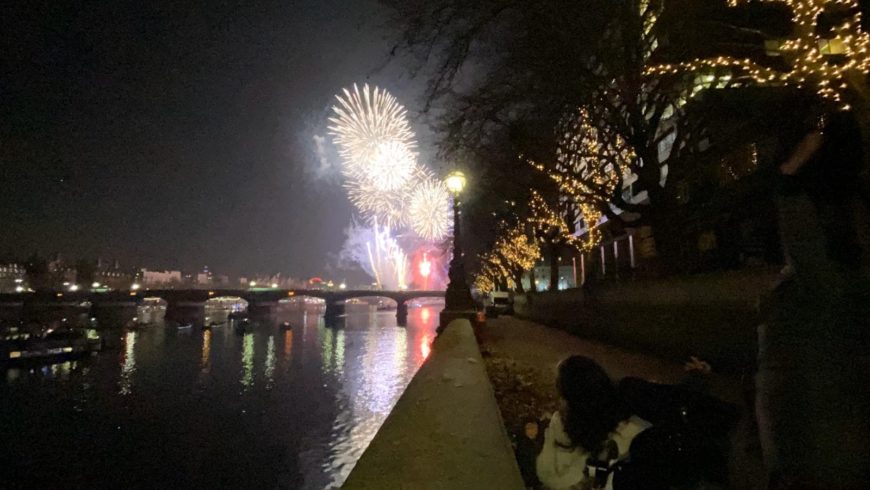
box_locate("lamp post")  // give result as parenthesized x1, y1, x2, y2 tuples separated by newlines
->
(440, 170, 476, 330)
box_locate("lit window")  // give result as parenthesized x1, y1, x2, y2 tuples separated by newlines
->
(765, 39, 782, 56)
(819, 38, 846, 55)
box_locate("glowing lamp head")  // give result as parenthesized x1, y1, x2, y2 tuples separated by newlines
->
(91, 282, 101, 288)
(131, 283, 141, 290)
(249, 281, 257, 287)
(68, 284, 79, 292)
(445, 170, 467, 195)
(271, 283, 278, 289)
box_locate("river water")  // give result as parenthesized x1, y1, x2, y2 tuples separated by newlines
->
(0, 304, 439, 489)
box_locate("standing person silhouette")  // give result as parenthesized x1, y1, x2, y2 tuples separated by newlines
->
(757, 89, 870, 489)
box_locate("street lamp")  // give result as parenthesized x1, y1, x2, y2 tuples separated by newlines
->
(445, 170, 467, 195)
(440, 170, 475, 330)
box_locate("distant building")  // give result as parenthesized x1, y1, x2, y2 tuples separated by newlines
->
(188, 266, 214, 288)
(141, 269, 183, 288)
(0, 263, 25, 293)
(95, 269, 134, 289)
(195, 273, 209, 285)
(522, 265, 577, 292)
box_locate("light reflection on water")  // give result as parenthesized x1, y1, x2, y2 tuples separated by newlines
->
(265, 335, 276, 388)
(119, 330, 137, 395)
(0, 303, 439, 489)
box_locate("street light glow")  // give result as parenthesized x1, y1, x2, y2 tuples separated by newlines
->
(249, 281, 257, 287)
(445, 170, 467, 195)
(131, 283, 141, 290)
(68, 284, 79, 292)
(91, 282, 101, 288)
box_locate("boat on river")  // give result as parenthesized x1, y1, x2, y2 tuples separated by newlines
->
(133, 297, 168, 327)
(233, 317, 257, 335)
(1, 327, 103, 367)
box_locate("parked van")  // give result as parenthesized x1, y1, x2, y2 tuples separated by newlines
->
(485, 291, 513, 317)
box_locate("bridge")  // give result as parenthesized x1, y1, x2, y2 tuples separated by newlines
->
(0, 289, 446, 326)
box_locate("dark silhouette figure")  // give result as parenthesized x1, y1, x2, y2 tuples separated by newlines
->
(758, 91, 870, 488)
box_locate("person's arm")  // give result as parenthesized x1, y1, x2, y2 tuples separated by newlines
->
(681, 356, 712, 393)
(779, 131, 824, 176)
(536, 411, 590, 489)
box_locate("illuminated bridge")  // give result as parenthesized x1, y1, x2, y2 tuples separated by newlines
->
(0, 289, 446, 326)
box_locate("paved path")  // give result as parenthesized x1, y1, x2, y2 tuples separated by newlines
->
(482, 315, 744, 405)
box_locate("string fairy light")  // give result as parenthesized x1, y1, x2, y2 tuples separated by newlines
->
(526, 190, 597, 253)
(646, 0, 870, 106)
(473, 223, 541, 293)
(527, 108, 634, 251)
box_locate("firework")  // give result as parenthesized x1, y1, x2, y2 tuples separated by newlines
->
(340, 220, 409, 290)
(367, 140, 416, 191)
(366, 221, 409, 290)
(329, 83, 449, 290)
(328, 83, 417, 185)
(345, 164, 435, 229)
(408, 179, 451, 241)
(345, 183, 409, 229)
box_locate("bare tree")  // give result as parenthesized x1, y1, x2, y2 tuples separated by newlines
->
(384, 0, 732, 269)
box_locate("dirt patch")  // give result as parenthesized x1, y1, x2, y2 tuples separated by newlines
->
(480, 347, 558, 432)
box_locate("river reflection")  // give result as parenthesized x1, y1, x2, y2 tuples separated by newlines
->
(0, 303, 439, 489)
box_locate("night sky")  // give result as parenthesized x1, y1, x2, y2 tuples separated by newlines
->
(2, 0, 428, 278)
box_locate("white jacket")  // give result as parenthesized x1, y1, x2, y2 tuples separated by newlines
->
(536, 411, 651, 490)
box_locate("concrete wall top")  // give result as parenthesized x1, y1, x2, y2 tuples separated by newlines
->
(343, 319, 524, 490)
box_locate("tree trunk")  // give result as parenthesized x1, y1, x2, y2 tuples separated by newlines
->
(549, 242, 559, 291)
(641, 184, 683, 276)
(513, 270, 525, 293)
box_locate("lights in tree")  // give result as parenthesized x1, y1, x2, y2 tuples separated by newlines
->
(647, 0, 870, 105)
(527, 191, 591, 252)
(530, 107, 634, 251)
(473, 223, 541, 293)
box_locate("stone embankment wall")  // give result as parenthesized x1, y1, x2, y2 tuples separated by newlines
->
(513, 269, 781, 374)
(343, 319, 524, 490)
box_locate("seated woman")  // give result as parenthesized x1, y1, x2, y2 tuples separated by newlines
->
(536, 355, 650, 490)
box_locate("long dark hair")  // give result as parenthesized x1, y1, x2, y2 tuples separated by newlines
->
(557, 356, 629, 454)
